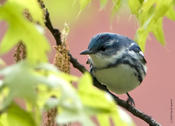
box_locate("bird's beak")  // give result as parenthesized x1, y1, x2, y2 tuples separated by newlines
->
(80, 49, 94, 55)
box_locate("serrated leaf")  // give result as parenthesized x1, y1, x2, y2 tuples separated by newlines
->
(6, 102, 36, 126)
(8, 0, 44, 25)
(152, 18, 165, 45)
(100, 0, 108, 9)
(128, 0, 141, 15)
(112, 0, 121, 17)
(0, 2, 50, 64)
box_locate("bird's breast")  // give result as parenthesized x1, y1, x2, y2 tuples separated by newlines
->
(93, 64, 140, 94)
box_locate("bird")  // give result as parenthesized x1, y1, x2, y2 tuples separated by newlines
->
(80, 32, 147, 105)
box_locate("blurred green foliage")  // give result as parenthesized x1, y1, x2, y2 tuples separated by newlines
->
(45, 0, 175, 51)
(0, 0, 49, 64)
(44, 0, 80, 26)
(0, 61, 135, 126)
(79, 0, 175, 51)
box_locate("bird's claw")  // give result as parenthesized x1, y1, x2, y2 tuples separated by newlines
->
(126, 93, 135, 106)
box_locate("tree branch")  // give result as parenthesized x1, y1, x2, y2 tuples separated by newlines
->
(68, 53, 87, 73)
(42, 3, 161, 126)
(45, 9, 61, 45)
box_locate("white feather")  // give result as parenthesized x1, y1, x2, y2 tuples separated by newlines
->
(93, 64, 140, 94)
(89, 49, 125, 68)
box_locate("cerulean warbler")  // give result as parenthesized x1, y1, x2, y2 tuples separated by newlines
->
(80, 33, 147, 104)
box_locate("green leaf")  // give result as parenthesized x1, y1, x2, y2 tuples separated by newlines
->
(135, 28, 149, 51)
(6, 102, 36, 126)
(44, 0, 79, 25)
(138, 4, 155, 26)
(0, 87, 9, 110)
(48, 74, 94, 126)
(141, 0, 155, 13)
(134, 0, 174, 50)
(0, 2, 50, 64)
(99, 0, 108, 9)
(56, 72, 114, 126)
(8, 0, 44, 25)
(37, 69, 84, 112)
(128, 0, 141, 15)
(151, 18, 165, 45)
(138, 0, 144, 4)
(36, 63, 78, 82)
(97, 104, 135, 126)
(153, 0, 173, 21)
(78, 73, 116, 114)
(36, 63, 59, 73)
(0, 61, 39, 106)
(0, 62, 64, 109)
(112, 0, 121, 17)
(79, 0, 92, 12)
(166, 6, 175, 20)
(37, 85, 60, 109)
(112, 107, 135, 126)
(0, 114, 8, 126)
(0, 121, 3, 126)
(97, 114, 110, 126)
(56, 111, 95, 126)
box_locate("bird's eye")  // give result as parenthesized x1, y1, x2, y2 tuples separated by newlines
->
(100, 46, 106, 51)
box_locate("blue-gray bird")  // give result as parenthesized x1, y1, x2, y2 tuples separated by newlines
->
(80, 32, 147, 104)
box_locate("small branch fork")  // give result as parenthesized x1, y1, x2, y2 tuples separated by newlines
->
(41, 2, 161, 126)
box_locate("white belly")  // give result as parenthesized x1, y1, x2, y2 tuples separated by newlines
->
(94, 64, 140, 94)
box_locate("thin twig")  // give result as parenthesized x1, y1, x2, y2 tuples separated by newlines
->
(39, 0, 61, 45)
(42, 2, 161, 126)
(44, 9, 61, 45)
(68, 53, 87, 73)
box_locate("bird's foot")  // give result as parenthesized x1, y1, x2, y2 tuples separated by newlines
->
(126, 93, 135, 106)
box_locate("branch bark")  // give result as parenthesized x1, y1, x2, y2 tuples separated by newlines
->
(42, 3, 161, 126)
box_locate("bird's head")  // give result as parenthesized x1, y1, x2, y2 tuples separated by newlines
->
(80, 33, 131, 68)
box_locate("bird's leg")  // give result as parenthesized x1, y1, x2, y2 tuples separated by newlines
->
(126, 93, 135, 106)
